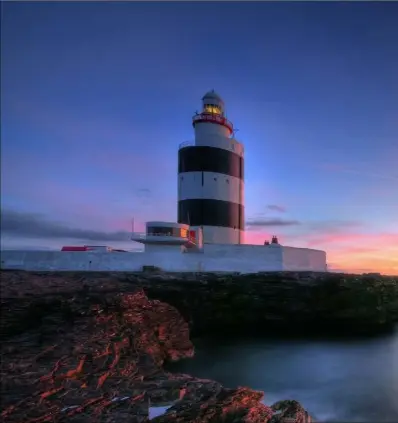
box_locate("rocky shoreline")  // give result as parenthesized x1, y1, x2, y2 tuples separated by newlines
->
(1, 270, 314, 422)
(2, 270, 396, 338)
(140, 271, 398, 337)
(1, 270, 397, 422)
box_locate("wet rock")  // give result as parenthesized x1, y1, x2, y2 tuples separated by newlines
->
(152, 385, 273, 423)
(0, 288, 194, 422)
(270, 400, 313, 423)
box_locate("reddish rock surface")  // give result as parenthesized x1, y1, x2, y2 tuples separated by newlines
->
(1, 271, 313, 422)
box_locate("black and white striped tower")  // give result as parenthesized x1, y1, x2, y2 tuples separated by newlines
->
(177, 90, 244, 244)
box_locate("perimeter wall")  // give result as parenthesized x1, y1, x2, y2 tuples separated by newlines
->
(0, 244, 327, 273)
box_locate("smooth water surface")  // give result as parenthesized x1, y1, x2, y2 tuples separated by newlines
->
(168, 329, 398, 422)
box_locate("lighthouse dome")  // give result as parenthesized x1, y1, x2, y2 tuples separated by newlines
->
(201, 90, 225, 115)
(202, 90, 224, 104)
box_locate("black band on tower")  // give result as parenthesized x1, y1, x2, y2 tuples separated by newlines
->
(178, 146, 244, 180)
(178, 199, 244, 230)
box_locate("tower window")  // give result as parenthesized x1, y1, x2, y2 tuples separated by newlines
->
(204, 104, 221, 114)
(214, 177, 217, 181)
(226, 178, 229, 184)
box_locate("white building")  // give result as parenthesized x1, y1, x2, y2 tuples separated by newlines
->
(1, 91, 327, 273)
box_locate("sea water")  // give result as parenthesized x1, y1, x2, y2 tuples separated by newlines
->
(167, 327, 398, 422)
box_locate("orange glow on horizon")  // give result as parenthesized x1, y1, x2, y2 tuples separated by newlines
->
(244, 230, 398, 275)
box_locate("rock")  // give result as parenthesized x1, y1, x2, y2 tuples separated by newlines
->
(270, 400, 313, 423)
(153, 385, 273, 423)
(1, 289, 194, 422)
(1, 271, 397, 339)
(140, 271, 398, 336)
(0, 271, 316, 422)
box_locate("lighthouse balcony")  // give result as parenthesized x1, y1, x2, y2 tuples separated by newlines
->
(131, 232, 197, 247)
(192, 112, 234, 133)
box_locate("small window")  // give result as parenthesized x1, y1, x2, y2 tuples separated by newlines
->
(214, 177, 217, 181)
(226, 178, 229, 184)
(181, 176, 184, 181)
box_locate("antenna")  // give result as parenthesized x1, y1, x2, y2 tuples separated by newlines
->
(131, 217, 135, 233)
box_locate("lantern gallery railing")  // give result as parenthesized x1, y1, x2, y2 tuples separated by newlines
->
(192, 113, 234, 133)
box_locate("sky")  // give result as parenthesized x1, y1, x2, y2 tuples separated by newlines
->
(1, 1, 397, 274)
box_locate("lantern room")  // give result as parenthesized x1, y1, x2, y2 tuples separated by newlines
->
(202, 90, 225, 115)
(192, 90, 234, 137)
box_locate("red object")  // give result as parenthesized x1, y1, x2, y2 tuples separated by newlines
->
(192, 113, 233, 135)
(189, 231, 196, 242)
(61, 246, 91, 251)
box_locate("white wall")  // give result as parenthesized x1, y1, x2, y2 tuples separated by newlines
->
(194, 122, 231, 141)
(282, 246, 327, 272)
(0, 245, 327, 273)
(200, 244, 283, 272)
(145, 244, 184, 253)
(194, 127, 244, 156)
(0, 250, 196, 272)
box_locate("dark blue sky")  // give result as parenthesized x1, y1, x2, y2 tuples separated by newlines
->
(1, 2, 397, 273)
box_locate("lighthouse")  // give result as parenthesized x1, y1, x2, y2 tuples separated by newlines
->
(2, 89, 328, 274)
(177, 90, 245, 244)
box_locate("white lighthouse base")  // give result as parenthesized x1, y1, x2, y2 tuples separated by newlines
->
(1, 243, 327, 273)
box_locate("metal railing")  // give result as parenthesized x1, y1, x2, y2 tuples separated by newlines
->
(192, 113, 234, 131)
(131, 232, 197, 245)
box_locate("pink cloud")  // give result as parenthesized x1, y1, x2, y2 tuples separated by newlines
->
(244, 228, 398, 275)
(244, 231, 274, 245)
(305, 232, 398, 248)
(328, 258, 398, 275)
(321, 233, 398, 275)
